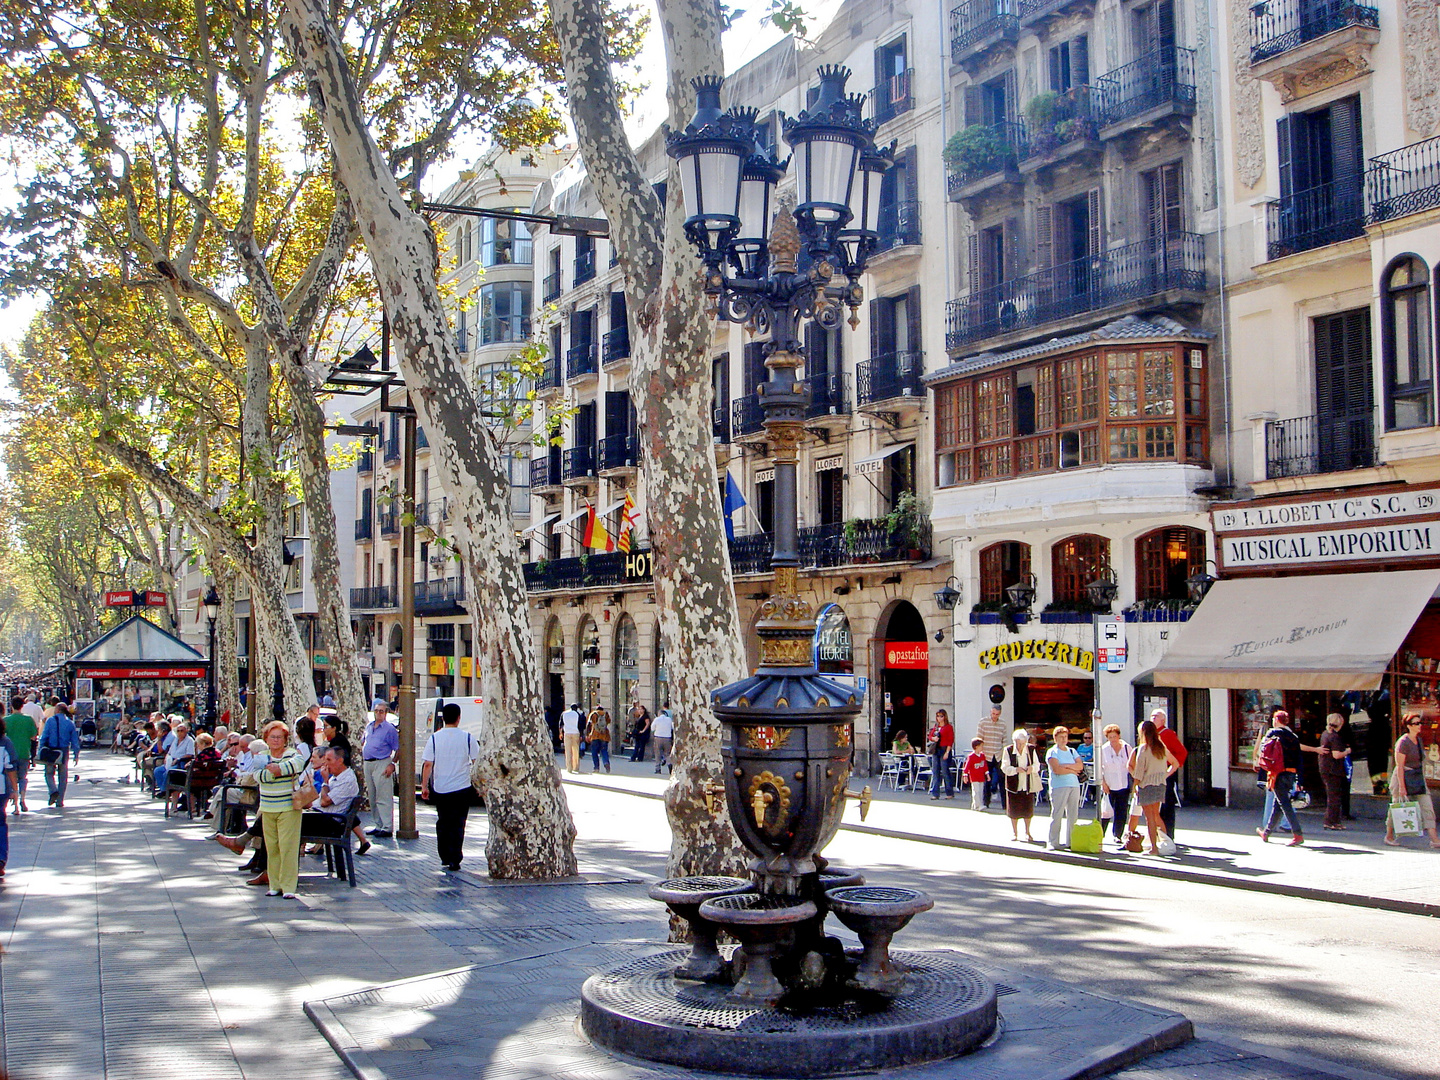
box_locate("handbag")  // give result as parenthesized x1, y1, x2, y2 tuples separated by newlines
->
(292, 771, 318, 810)
(1389, 800, 1422, 838)
(1124, 830, 1144, 853)
(37, 719, 63, 764)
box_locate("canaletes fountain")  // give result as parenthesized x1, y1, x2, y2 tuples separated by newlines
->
(578, 68, 998, 1077)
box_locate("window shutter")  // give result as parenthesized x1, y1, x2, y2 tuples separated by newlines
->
(906, 285, 923, 358)
(874, 46, 887, 90)
(1004, 216, 1022, 279)
(1002, 69, 1018, 122)
(1086, 189, 1102, 257)
(963, 85, 984, 126)
(1276, 115, 1294, 201)
(1314, 314, 1337, 422)
(967, 233, 981, 294)
(1072, 35, 1089, 87)
(870, 298, 884, 359)
(1329, 95, 1363, 185)
(1049, 46, 1063, 93)
(1034, 205, 1053, 270)
(1344, 308, 1373, 415)
(902, 145, 919, 205)
(1157, 0, 1176, 52)
(744, 341, 768, 392)
(605, 390, 630, 437)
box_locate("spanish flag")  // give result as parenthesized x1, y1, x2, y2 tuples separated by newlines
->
(583, 503, 615, 552)
(616, 491, 637, 553)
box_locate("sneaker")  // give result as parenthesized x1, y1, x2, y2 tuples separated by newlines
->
(1256, 828, 1270, 843)
(356, 841, 371, 856)
(1287, 836, 1304, 847)
(282, 893, 298, 900)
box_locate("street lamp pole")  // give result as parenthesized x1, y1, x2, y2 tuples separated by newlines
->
(397, 401, 419, 840)
(202, 584, 220, 731)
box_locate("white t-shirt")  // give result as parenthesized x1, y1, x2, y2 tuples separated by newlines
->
(424, 726, 479, 794)
(651, 712, 674, 739)
(561, 708, 582, 736)
(20, 702, 43, 726)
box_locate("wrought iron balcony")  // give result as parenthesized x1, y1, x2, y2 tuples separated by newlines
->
(1367, 135, 1440, 224)
(1093, 48, 1196, 129)
(354, 516, 373, 541)
(562, 444, 596, 481)
(574, 248, 597, 286)
(566, 341, 598, 380)
(543, 270, 561, 303)
(805, 372, 850, 420)
(356, 449, 374, 473)
(531, 455, 561, 490)
(1266, 177, 1364, 259)
(872, 69, 914, 125)
(599, 433, 639, 471)
(1017, 0, 1088, 23)
(877, 200, 921, 252)
(945, 121, 1026, 199)
(945, 232, 1207, 350)
(383, 438, 401, 464)
(801, 518, 932, 567)
(378, 507, 399, 537)
(728, 532, 774, 576)
(602, 325, 631, 365)
(858, 351, 925, 405)
(950, 0, 1019, 60)
(1250, 0, 1378, 64)
(537, 354, 561, 392)
(1265, 412, 1376, 479)
(524, 549, 652, 591)
(414, 576, 466, 614)
(350, 585, 397, 611)
(732, 394, 764, 438)
(414, 498, 450, 528)
(1021, 87, 1098, 164)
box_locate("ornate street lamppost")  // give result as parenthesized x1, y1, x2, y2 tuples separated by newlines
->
(202, 584, 220, 730)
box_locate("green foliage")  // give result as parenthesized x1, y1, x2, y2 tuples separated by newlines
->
(1024, 92, 1060, 132)
(943, 125, 1010, 176)
(884, 490, 925, 547)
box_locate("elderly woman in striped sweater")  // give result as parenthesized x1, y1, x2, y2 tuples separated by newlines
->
(254, 720, 308, 899)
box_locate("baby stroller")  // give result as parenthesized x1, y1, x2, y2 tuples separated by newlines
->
(79, 717, 99, 748)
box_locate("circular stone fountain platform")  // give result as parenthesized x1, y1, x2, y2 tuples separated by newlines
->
(579, 948, 997, 1078)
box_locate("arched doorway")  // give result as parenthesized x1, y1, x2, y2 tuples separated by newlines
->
(578, 616, 601, 713)
(543, 617, 565, 747)
(613, 614, 639, 717)
(654, 625, 670, 711)
(876, 600, 928, 751)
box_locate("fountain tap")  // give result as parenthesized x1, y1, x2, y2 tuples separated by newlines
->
(844, 785, 873, 822)
(751, 788, 774, 827)
(702, 780, 726, 816)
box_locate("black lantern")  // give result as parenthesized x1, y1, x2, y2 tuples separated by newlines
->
(666, 76, 751, 264)
(202, 584, 221, 730)
(783, 66, 869, 238)
(1085, 564, 1119, 610)
(837, 141, 894, 274)
(202, 585, 221, 623)
(932, 576, 962, 611)
(1186, 561, 1217, 603)
(1004, 573, 1037, 612)
(730, 109, 788, 279)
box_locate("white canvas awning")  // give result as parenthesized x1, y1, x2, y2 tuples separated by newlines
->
(599, 497, 629, 517)
(556, 505, 591, 528)
(853, 443, 914, 476)
(520, 513, 560, 538)
(1152, 568, 1440, 691)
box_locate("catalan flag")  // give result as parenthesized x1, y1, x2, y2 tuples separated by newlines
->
(583, 503, 615, 552)
(617, 490, 637, 553)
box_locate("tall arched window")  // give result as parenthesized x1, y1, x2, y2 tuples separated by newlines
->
(979, 541, 1031, 604)
(578, 617, 600, 712)
(1135, 527, 1205, 602)
(1383, 255, 1433, 430)
(544, 617, 565, 675)
(613, 615, 639, 714)
(1051, 534, 1110, 606)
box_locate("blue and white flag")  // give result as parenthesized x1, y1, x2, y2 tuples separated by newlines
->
(722, 471, 746, 542)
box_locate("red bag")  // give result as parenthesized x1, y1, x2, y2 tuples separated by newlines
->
(1256, 734, 1285, 776)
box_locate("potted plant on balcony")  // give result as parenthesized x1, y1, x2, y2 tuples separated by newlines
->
(943, 124, 1011, 182)
(885, 491, 927, 559)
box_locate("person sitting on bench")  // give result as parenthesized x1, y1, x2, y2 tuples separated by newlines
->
(243, 746, 357, 886)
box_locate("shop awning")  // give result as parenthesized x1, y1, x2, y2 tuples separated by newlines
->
(557, 505, 591, 528)
(599, 497, 629, 517)
(853, 443, 914, 476)
(1152, 568, 1440, 691)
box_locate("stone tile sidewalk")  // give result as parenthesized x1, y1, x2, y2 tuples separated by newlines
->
(563, 758, 1440, 916)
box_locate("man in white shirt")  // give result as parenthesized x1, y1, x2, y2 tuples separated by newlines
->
(560, 703, 583, 774)
(20, 695, 44, 729)
(651, 709, 674, 774)
(421, 703, 480, 872)
(155, 722, 195, 793)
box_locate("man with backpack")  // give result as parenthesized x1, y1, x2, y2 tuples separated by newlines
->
(38, 703, 81, 809)
(1256, 710, 1309, 846)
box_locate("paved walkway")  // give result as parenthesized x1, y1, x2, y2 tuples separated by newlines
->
(0, 754, 1421, 1080)
(562, 755, 1440, 916)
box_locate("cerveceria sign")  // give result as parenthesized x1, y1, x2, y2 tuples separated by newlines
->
(978, 639, 1095, 672)
(1215, 483, 1440, 574)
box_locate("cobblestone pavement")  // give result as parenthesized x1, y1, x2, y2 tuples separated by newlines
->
(563, 756, 1440, 914)
(0, 754, 1425, 1080)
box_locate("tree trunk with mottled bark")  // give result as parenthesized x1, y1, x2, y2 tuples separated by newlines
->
(552, 0, 748, 880)
(281, 0, 576, 878)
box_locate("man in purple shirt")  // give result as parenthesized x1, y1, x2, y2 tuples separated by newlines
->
(361, 703, 400, 837)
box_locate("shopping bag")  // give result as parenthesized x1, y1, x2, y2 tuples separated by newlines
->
(1099, 796, 1114, 820)
(1389, 800, 1422, 837)
(1069, 819, 1104, 854)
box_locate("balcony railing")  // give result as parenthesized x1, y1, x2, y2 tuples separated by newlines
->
(543, 270, 561, 303)
(800, 518, 932, 567)
(566, 341, 598, 380)
(1022, 87, 1097, 161)
(531, 455, 561, 489)
(562, 444, 596, 481)
(872, 69, 914, 125)
(805, 372, 851, 419)
(524, 549, 652, 591)
(1367, 135, 1440, 224)
(950, 0, 1019, 58)
(1018, 0, 1085, 21)
(858, 351, 925, 405)
(1265, 412, 1376, 479)
(538, 354, 561, 391)
(599, 433, 639, 471)
(946, 232, 1207, 350)
(945, 121, 1026, 197)
(383, 439, 401, 464)
(1093, 48, 1196, 128)
(732, 394, 764, 438)
(350, 585, 397, 610)
(415, 498, 451, 528)
(602, 325, 631, 365)
(356, 449, 374, 473)
(1266, 177, 1364, 259)
(877, 199, 922, 252)
(1250, 0, 1378, 64)
(415, 576, 466, 614)
(378, 508, 399, 537)
(574, 249, 597, 285)
(728, 532, 774, 575)
(354, 516, 373, 541)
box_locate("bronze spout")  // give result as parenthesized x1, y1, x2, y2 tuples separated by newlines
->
(702, 780, 726, 816)
(844, 785, 873, 822)
(751, 788, 774, 828)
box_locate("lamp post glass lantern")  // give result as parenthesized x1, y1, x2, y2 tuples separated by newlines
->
(202, 584, 220, 727)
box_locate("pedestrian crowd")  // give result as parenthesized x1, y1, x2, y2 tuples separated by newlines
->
(561, 700, 674, 776)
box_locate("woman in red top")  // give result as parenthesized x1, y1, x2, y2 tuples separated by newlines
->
(927, 709, 956, 800)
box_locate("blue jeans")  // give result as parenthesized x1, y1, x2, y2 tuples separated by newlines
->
(591, 740, 610, 771)
(46, 758, 70, 804)
(929, 751, 954, 797)
(1264, 772, 1303, 837)
(153, 764, 168, 793)
(1261, 784, 1293, 832)
(0, 812, 8, 865)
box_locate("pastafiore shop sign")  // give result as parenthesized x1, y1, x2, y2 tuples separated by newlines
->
(978, 638, 1094, 673)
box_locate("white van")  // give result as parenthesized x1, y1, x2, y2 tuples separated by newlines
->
(413, 696, 486, 778)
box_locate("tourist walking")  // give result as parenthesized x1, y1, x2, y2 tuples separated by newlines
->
(651, 708, 673, 774)
(38, 703, 81, 809)
(1129, 720, 1180, 855)
(361, 703, 399, 838)
(1319, 713, 1352, 831)
(421, 703, 480, 872)
(561, 703, 583, 773)
(587, 707, 612, 774)
(1151, 708, 1187, 839)
(628, 703, 651, 762)
(962, 739, 989, 810)
(1256, 710, 1306, 846)
(1045, 726, 1085, 850)
(4, 696, 35, 813)
(926, 709, 955, 800)
(0, 725, 15, 876)
(976, 704, 1006, 809)
(1384, 715, 1440, 848)
(254, 721, 307, 899)
(1001, 728, 1041, 841)
(1098, 724, 1132, 844)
